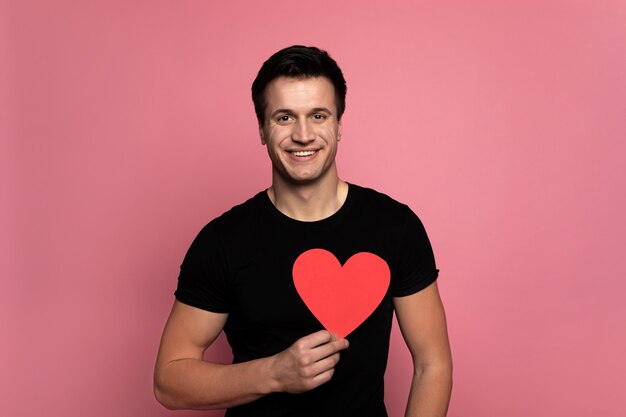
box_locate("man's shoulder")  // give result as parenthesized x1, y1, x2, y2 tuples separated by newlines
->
(349, 183, 411, 213)
(208, 190, 266, 228)
(185, 191, 267, 253)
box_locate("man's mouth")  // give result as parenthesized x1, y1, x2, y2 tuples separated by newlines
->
(291, 150, 317, 157)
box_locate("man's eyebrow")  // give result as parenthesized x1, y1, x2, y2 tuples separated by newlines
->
(269, 107, 334, 119)
(311, 107, 333, 114)
(270, 109, 294, 118)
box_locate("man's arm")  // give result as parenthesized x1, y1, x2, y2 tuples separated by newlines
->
(394, 281, 453, 417)
(153, 301, 349, 410)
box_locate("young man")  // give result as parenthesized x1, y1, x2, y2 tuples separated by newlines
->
(154, 45, 452, 417)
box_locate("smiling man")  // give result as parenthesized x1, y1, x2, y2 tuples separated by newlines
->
(154, 45, 452, 417)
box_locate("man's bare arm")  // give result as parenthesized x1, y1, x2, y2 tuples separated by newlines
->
(153, 301, 348, 410)
(394, 281, 453, 417)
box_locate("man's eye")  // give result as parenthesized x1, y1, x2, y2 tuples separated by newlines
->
(312, 114, 326, 120)
(278, 115, 291, 122)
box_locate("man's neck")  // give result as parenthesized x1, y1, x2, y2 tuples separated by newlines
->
(267, 174, 349, 222)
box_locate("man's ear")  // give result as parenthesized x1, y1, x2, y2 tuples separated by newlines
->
(337, 121, 342, 142)
(259, 125, 266, 145)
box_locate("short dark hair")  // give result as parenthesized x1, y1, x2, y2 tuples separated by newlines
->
(251, 45, 347, 125)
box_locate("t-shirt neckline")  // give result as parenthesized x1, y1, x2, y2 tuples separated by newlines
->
(259, 183, 356, 227)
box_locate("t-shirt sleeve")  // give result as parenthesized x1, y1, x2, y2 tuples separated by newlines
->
(393, 207, 439, 297)
(174, 223, 232, 313)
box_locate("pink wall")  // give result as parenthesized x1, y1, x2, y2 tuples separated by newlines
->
(2, 1, 625, 416)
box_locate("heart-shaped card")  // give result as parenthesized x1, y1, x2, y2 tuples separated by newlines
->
(292, 248, 390, 338)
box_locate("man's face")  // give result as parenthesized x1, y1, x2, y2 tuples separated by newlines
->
(260, 76, 342, 186)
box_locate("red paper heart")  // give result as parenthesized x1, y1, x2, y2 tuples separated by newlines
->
(292, 248, 390, 338)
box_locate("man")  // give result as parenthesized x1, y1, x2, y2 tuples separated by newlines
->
(154, 45, 452, 417)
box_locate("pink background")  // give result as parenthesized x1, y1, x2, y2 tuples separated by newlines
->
(2, 1, 625, 416)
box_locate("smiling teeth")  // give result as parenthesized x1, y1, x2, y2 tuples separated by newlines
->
(292, 151, 316, 156)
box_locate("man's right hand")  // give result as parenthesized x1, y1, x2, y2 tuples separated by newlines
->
(155, 303, 349, 409)
(268, 330, 349, 394)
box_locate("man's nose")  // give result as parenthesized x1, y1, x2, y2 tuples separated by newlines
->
(292, 119, 315, 143)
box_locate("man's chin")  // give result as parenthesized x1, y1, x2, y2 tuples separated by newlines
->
(285, 175, 320, 186)
(272, 163, 337, 187)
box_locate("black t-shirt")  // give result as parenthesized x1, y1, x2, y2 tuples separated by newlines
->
(175, 184, 439, 417)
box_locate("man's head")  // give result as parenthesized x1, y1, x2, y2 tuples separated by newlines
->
(252, 45, 347, 126)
